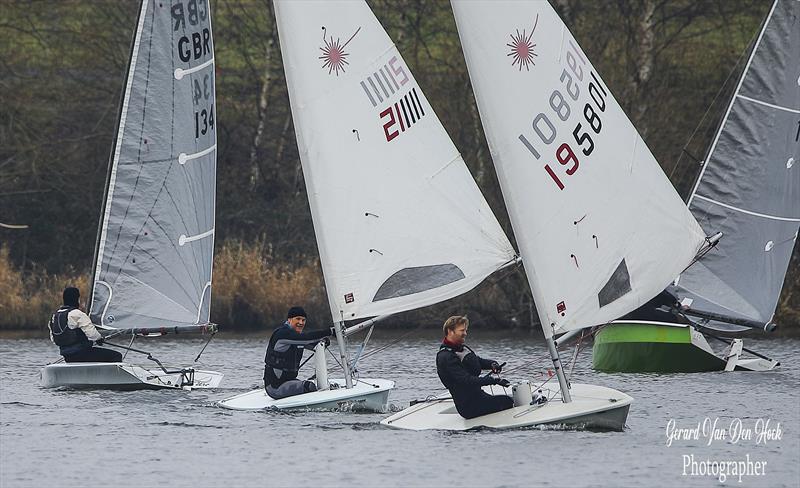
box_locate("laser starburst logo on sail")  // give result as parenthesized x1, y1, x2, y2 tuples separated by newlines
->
(507, 14, 539, 71)
(319, 25, 361, 76)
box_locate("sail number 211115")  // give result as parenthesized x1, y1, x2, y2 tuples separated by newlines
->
(518, 40, 608, 191)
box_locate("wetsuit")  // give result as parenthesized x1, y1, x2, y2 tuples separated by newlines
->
(264, 322, 331, 399)
(436, 340, 513, 419)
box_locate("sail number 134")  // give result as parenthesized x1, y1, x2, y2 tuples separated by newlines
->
(518, 39, 608, 190)
(195, 104, 215, 139)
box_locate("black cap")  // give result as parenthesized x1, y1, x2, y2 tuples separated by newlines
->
(287, 306, 307, 319)
(63, 287, 80, 307)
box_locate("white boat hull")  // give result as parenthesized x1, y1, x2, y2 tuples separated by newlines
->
(217, 378, 394, 412)
(40, 362, 224, 390)
(381, 383, 632, 431)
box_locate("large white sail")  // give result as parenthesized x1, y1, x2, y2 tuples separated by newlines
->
(674, 0, 800, 332)
(90, 0, 217, 330)
(452, 1, 707, 336)
(274, 0, 516, 323)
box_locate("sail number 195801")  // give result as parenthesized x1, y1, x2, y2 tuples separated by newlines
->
(518, 39, 608, 191)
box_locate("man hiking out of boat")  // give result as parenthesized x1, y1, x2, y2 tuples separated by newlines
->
(437, 315, 513, 419)
(264, 306, 333, 399)
(48, 287, 122, 363)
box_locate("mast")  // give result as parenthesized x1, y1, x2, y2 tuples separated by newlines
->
(333, 320, 353, 389)
(88, 0, 148, 315)
(546, 333, 571, 403)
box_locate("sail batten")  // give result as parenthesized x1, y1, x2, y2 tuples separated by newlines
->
(693, 195, 800, 223)
(675, 0, 800, 333)
(274, 0, 516, 322)
(736, 94, 800, 114)
(452, 1, 707, 336)
(90, 0, 218, 330)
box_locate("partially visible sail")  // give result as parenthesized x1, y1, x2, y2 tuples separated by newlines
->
(674, 0, 800, 333)
(452, 1, 707, 336)
(90, 0, 217, 330)
(274, 0, 516, 322)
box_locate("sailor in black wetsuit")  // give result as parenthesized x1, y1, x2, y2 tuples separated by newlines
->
(264, 306, 333, 399)
(48, 287, 122, 363)
(436, 315, 513, 419)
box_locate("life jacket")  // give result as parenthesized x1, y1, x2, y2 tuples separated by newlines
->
(49, 306, 92, 354)
(264, 323, 302, 373)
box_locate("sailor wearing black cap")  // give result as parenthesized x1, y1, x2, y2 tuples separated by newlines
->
(263, 306, 334, 399)
(48, 287, 122, 363)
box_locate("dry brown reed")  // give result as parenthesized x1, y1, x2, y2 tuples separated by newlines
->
(0, 240, 327, 330)
(0, 246, 89, 329)
(210, 239, 327, 330)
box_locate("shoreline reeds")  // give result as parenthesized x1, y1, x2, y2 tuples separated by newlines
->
(0, 241, 327, 331)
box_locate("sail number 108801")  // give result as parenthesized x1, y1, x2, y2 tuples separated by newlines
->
(518, 39, 608, 190)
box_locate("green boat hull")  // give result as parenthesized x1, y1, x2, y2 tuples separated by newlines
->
(593, 322, 725, 373)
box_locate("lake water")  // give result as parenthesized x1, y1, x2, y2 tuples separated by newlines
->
(1, 329, 798, 488)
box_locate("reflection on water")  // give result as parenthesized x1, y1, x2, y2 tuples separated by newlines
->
(1, 329, 798, 488)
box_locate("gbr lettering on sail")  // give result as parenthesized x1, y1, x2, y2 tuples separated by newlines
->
(171, 0, 215, 140)
(517, 40, 609, 191)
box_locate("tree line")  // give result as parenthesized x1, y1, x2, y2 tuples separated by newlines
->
(1, 0, 797, 330)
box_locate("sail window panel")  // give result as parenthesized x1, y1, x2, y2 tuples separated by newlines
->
(373, 264, 466, 302)
(598, 259, 632, 308)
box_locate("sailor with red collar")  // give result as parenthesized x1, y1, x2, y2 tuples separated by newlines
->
(436, 315, 513, 419)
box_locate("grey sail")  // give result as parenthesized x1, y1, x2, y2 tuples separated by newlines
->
(674, 0, 799, 333)
(89, 0, 217, 331)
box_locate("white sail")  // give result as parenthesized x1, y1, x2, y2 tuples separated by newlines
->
(451, 1, 707, 336)
(90, 0, 218, 330)
(274, 0, 516, 322)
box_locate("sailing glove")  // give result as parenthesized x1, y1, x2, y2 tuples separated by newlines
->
(494, 378, 511, 388)
(95, 338, 105, 346)
(490, 361, 503, 373)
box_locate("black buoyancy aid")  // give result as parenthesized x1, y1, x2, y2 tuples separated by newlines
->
(264, 324, 302, 373)
(49, 306, 91, 352)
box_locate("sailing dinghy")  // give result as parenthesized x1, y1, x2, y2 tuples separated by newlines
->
(383, 0, 712, 431)
(593, 0, 798, 373)
(217, 0, 517, 412)
(41, 0, 223, 390)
